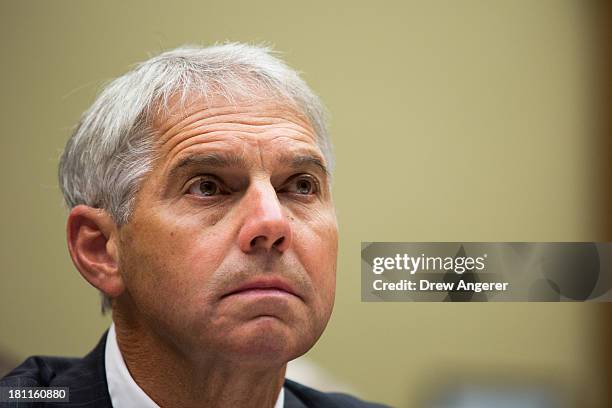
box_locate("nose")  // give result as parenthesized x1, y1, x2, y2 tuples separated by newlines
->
(237, 182, 292, 253)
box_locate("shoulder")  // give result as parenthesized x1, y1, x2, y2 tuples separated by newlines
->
(0, 355, 81, 387)
(284, 378, 391, 408)
(0, 332, 112, 407)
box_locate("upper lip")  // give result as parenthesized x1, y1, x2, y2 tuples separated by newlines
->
(222, 277, 302, 299)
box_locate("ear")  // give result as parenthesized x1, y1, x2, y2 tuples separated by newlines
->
(66, 205, 124, 299)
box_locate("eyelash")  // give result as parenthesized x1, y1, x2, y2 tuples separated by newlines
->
(184, 174, 320, 198)
(282, 174, 320, 196)
(186, 175, 229, 198)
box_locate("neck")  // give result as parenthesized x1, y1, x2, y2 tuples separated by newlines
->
(111, 306, 286, 408)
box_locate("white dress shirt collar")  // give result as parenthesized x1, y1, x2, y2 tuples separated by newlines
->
(104, 323, 284, 408)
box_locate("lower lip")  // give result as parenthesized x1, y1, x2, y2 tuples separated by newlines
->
(226, 288, 297, 298)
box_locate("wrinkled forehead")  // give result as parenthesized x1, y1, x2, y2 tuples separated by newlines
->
(140, 92, 328, 183)
(148, 91, 316, 142)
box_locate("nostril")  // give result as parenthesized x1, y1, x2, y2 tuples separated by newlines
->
(250, 236, 264, 247)
(248, 235, 285, 249)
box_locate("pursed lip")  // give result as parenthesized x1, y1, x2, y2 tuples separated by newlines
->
(222, 277, 302, 300)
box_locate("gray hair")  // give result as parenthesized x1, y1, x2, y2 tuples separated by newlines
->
(58, 43, 332, 312)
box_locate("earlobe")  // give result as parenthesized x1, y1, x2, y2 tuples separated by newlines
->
(66, 205, 125, 299)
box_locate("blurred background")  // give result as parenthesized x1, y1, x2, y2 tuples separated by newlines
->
(0, 1, 610, 407)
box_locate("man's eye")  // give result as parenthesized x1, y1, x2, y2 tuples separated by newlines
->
(187, 178, 223, 197)
(286, 176, 318, 195)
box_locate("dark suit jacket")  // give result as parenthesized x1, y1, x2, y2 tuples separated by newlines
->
(0, 332, 389, 407)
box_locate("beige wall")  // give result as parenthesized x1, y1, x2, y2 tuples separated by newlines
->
(0, 1, 602, 406)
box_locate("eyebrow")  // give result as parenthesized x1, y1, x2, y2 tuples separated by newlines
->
(169, 152, 248, 178)
(168, 151, 329, 178)
(284, 154, 330, 177)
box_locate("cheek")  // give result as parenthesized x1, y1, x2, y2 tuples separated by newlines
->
(119, 215, 231, 312)
(293, 215, 338, 308)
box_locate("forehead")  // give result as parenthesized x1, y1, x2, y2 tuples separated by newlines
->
(145, 94, 325, 176)
(151, 96, 325, 163)
(152, 94, 316, 144)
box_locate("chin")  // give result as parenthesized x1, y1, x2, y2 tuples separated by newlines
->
(222, 317, 315, 365)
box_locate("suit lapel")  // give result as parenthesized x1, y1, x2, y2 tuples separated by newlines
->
(283, 384, 310, 408)
(47, 330, 113, 407)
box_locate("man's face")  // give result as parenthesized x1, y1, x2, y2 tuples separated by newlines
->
(115, 97, 337, 366)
